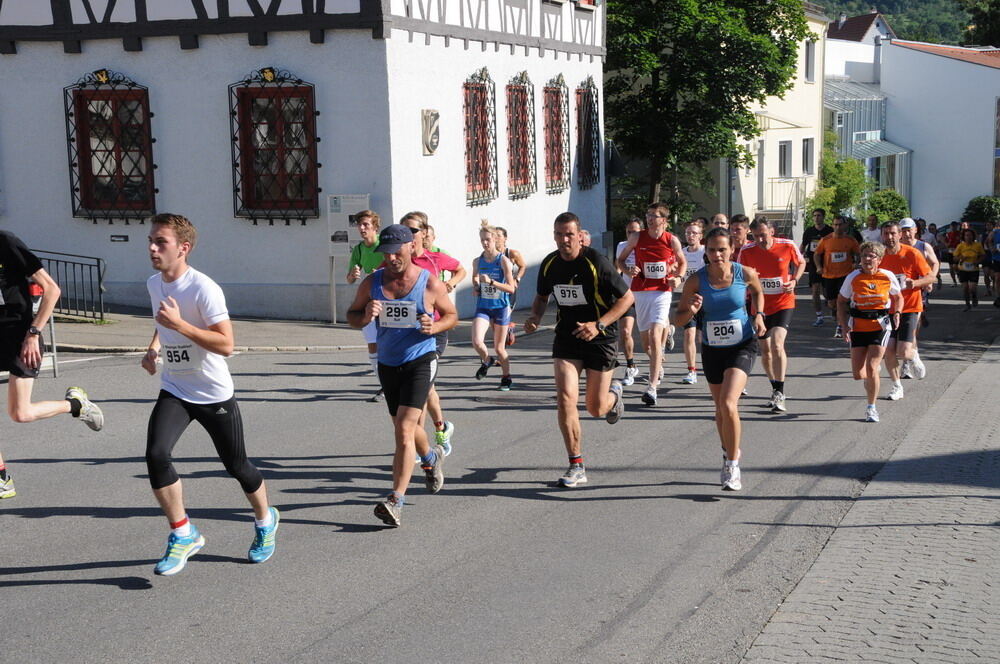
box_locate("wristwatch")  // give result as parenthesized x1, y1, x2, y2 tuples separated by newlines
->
(596, 321, 606, 333)
(28, 326, 42, 336)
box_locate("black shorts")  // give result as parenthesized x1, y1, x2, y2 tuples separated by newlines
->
(823, 276, 847, 302)
(990, 259, 1000, 271)
(762, 308, 793, 336)
(0, 324, 40, 379)
(378, 351, 437, 417)
(957, 270, 979, 284)
(806, 264, 822, 287)
(434, 330, 449, 358)
(851, 327, 891, 348)
(701, 336, 758, 385)
(890, 312, 919, 343)
(683, 310, 703, 330)
(552, 338, 618, 372)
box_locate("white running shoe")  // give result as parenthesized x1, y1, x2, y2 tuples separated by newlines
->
(812, 315, 824, 327)
(833, 325, 843, 339)
(866, 405, 880, 423)
(666, 325, 676, 351)
(911, 356, 927, 380)
(682, 371, 697, 384)
(887, 384, 904, 401)
(721, 464, 742, 491)
(622, 365, 638, 386)
(771, 391, 787, 412)
(765, 389, 777, 409)
(900, 360, 913, 380)
(641, 386, 657, 406)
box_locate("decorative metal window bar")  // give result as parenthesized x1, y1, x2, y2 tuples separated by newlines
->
(63, 69, 156, 222)
(543, 74, 571, 194)
(229, 67, 321, 225)
(506, 72, 537, 199)
(464, 68, 498, 206)
(576, 76, 601, 190)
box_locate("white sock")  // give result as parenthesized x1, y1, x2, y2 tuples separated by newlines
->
(254, 510, 274, 528)
(913, 349, 921, 361)
(893, 379, 902, 387)
(368, 353, 378, 372)
(172, 518, 192, 537)
(725, 459, 739, 467)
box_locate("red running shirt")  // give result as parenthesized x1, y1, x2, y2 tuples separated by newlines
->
(738, 239, 804, 315)
(878, 245, 930, 313)
(629, 231, 676, 292)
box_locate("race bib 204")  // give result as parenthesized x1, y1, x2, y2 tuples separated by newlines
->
(705, 318, 742, 347)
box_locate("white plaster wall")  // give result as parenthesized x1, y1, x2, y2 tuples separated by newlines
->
(0, 31, 391, 319)
(383, 30, 605, 314)
(826, 39, 876, 81)
(882, 44, 998, 223)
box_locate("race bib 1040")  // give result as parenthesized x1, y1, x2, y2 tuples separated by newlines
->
(643, 261, 668, 280)
(553, 284, 587, 307)
(379, 299, 418, 328)
(705, 318, 742, 347)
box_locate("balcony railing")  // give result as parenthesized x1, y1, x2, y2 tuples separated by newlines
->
(31, 250, 106, 321)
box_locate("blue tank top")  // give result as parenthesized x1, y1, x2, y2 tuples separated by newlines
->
(371, 268, 436, 366)
(476, 252, 510, 310)
(991, 233, 1000, 260)
(697, 262, 753, 348)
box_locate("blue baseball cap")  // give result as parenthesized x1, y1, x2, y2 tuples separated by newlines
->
(375, 224, 415, 253)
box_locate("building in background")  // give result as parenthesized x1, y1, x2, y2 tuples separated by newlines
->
(825, 8, 896, 83)
(0, 0, 606, 320)
(694, 2, 829, 239)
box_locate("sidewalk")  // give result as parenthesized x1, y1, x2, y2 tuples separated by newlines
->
(742, 336, 1000, 663)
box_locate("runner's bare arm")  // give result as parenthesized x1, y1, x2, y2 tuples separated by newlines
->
(486, 256, 517, 295)
(141, 330, 161, 374)
(523, 294, 549, 333)
(444, 262, 467, 294)
(836, 295, 851, 342)
(672, 275, 701, 327)
(616, 233, 639, 275)
(427, 277, 458, 335)
(155, 296, 234, 356)
(743, 266, 768, 336)
(346, 274, 379, 328)
(510, 248, 527, 282)
(671, 234, 687, 278)
(19, 267, 61, 369)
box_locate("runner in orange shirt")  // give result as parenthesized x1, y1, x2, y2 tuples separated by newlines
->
(739, 217, 805, 412)
(878, 220, 934, 401)
(813, 219, 861, 339)
(836, 242, 903, 423)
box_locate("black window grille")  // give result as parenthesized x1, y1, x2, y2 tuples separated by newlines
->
(63, 69, 156, 222)
(464, 68, 498, 206)
(506, 72, 537, 199)
(576, 76, 600, 190)
(229, 67, 321, 225)
(543, 74, 570, 194)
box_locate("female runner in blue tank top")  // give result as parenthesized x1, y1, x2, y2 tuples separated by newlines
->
(471, 222, 517, 390)
(673, 227, 766, 492)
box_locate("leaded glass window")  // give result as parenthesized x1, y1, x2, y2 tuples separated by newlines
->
(230, 68, 320, 224)
(544, 75, 570, 194)
(464, 68, 498, 206)
(575, 76, 600, 189)
(506, 72, 537, 199)
(64, 70, 156, 220)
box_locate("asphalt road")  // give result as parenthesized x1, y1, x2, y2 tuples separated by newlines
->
(1, 292, 996, 663)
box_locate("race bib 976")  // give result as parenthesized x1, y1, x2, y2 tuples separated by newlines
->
(553, 284, 586, 307)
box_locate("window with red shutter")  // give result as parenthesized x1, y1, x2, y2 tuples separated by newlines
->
(464, 68, 498, 206)
(543, 74, 570, 194)
(506, 72, 537, 199)
(64, 70, 156, 220)
(230, 68, 320, 225)
(576, 76, 600, 190)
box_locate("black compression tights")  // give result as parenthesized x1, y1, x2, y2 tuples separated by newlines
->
(145, 390, 263, 493)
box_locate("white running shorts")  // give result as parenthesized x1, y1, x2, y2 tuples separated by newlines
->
(633, 290, 673, 332)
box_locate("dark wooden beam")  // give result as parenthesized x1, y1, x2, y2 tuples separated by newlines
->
(179, 33, 199, 49)
(0, 40, 16, 54)
(123, 34, 142, 50)
(248, 30, 267, 45)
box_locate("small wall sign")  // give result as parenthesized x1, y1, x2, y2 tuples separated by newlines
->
(422, 109, 440, 156)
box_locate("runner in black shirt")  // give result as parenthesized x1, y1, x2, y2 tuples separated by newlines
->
(800, 209, 834, 327)
(0, 231, 103, 499)
(523, 213, 634, 488)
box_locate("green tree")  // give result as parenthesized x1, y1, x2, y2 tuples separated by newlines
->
(605, 0, 811, 207)
(961, 195, 1000, 222)
(961, 0, 1000, 45)
(805, 131, 873, 216)
(866, 189, 910, 222)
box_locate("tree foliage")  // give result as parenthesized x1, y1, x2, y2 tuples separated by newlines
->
(805, 130, 873, 215)
(961, 0, 1000, 46)
(821, 1, 970, 44)
(961, 195, 1000, 223)
(866, 189, 910, 222)
(605, 0, 811, 204)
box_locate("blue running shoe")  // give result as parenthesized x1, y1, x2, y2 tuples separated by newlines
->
(154, 526, 205, 576)
(248, 507, 280, 564)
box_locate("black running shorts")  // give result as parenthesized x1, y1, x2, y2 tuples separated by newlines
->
(957, 269, 979, 284)
(762, 308, 793, 336)
(0, 324, 40, 379)
(701, 336, 758, 385)
(552, 338, 618, 372)
(822, 276, 847, 302)
(851, 328, 891, 348)
(378, 351, 437, 417)
(890, 312, 919, 344)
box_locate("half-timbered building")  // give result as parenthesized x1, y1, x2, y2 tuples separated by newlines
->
(0, 0, 606, 319)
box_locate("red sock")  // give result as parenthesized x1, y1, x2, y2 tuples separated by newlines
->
(169, 516, 189, 530)
(569, 455, 583, 466)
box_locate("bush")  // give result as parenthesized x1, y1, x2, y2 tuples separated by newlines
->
(961, 196, 1000, 224)
(866, 189, 910, 223)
